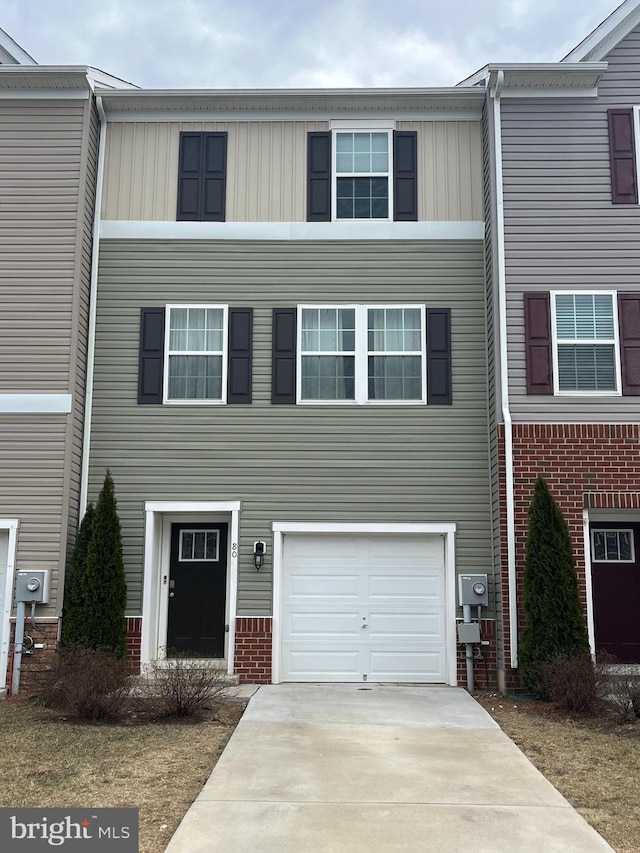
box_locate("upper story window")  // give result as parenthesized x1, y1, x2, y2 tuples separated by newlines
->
(307, 124, 417, 223)
(552, 293, 620, 394)
(177, 132, 227, 222)
(165, 305, 228, 403)
(523, 290, 639, 397)
(335, 131, 391, 219)
(297, 305, 426, 404)
(138, 305, 253, 406)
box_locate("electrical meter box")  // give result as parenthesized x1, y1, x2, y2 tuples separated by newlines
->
(458, 573, 489, 607)
(15, 570, 50, 604)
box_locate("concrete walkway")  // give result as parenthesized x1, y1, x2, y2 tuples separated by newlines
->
(166, 684, 613, 853)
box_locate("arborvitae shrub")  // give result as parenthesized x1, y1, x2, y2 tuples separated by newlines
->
(60, 503, 95, 651)
(518, 476, 590, 697)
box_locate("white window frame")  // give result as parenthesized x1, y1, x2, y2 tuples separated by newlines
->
(590, 528, 635, 563)
(550, 290, 622, 396)
(296, 303, 427, 405)
(163, 304, 229, 405)
(331, 120, 395, 223)
(632, 107, 640, 203)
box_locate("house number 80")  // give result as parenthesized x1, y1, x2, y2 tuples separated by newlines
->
(231, 543, 237, 558)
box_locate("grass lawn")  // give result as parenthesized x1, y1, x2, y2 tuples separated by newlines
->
(478, 695, 640, 853)
(0, 696, 245, 853)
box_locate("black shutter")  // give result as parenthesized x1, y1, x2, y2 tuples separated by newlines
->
(177, 133, 203, 221)
(272, 308, 297, 404)
(202, 132, 227, 221)
(393, 130, 418, 221)
(227, 308, 253, 403)
(618, 293, 640, 395)
(426, 308, 452, 405)
(138, 308, 165, 404)
(524, 293, 553, 394)
(307, 132, 331, 222)
(608, 109, 638, 204)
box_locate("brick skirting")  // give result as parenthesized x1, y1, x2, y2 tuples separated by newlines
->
(497, 422, 640, 689)
(234, 617, 272, 683)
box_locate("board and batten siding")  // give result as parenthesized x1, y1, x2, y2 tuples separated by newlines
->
(89, 239, 492, 617)
(0, 97, 96, 613)
(101, 119, 483, 223)
(502, 23, 640, 422)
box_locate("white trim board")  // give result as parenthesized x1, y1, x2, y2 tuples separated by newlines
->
(105, 110, 483, 123)
(0, 520, 19, 696)
(141, 501, 241, 673)
(100, 220, 484, 241)
(270, 521, 458, 686)
(0, 394, 72, 413)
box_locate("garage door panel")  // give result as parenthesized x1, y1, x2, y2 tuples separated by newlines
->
(281, 533, 448, 684)
(367, 573, 443, 601)
(369, 651, 445, 682)
(284, 650, 361, 680)
(286, 611, 362, 639)
(286, 572, 360, 599)
(367, 611, 443, 640)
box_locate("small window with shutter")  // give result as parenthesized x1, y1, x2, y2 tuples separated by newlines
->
(137, 305, 253, 405)
(551, 292, 621, 394)
(307, 126, 418, 222)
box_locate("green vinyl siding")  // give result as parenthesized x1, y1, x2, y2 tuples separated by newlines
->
(89, 239, 492, 616)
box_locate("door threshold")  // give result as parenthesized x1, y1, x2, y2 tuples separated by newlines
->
(149, 657, 228, 670)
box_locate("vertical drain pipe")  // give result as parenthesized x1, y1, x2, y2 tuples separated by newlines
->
(492, 70, 519, 670)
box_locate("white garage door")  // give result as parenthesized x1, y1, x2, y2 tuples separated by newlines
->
(281, 533, 448, 683)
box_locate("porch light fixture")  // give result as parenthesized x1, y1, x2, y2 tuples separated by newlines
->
(253, 541, 266, 570)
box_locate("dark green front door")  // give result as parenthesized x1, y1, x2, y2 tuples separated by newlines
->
(167, 522, 228, 657)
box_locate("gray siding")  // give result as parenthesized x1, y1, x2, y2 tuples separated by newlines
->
(0, 97, 94, 614)
(502, 23, 640, 422)
(89, 240, 492, 617)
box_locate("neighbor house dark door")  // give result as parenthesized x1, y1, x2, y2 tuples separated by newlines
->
(591, 522, 640, 663)
(167, 522, 228, 657)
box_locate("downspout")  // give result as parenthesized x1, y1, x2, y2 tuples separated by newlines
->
(491, 71, 518, 670)
(79, 94, 107, 515)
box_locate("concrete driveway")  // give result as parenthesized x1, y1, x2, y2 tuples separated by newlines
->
(166, 684, 613, 853)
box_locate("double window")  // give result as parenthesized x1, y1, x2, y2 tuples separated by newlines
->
(297, 305, 426, 404)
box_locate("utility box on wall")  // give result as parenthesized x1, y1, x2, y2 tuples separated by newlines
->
(458, 573, 488, 607)
(15, 570, 50, 604)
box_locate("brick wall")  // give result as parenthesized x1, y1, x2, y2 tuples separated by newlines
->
(234, 617, 272, 683)
(125, 616, 142, 675)
(497, 423, 640, 692)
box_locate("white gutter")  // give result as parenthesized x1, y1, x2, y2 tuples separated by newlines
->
(79, 93, 107, 515)
(491, 70, 518, 670)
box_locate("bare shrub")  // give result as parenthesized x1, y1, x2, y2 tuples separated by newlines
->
(541, 654, 597, 714)
(39, 647, 129, 721)
(593, 651, 640, 722)
(137, 654, 234, 720)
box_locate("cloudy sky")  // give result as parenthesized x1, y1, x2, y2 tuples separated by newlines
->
(1, 0, 626, 88)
